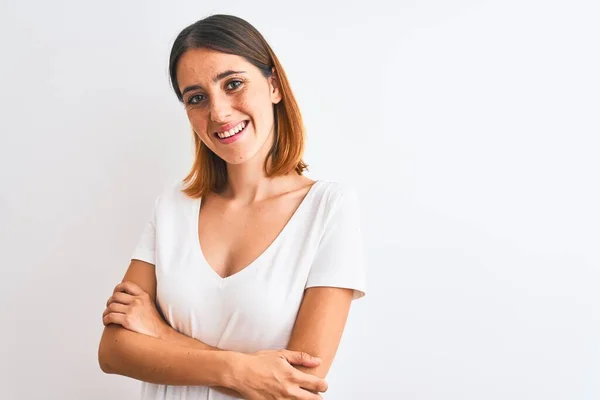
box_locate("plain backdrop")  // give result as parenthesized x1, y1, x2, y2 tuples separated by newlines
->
(1, 0, 598, 399)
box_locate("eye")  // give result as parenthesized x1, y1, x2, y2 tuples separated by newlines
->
(226, 80, 243, 90)
(187, 94, 206, 105)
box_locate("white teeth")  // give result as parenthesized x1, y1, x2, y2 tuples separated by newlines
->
(217, 121, 246, 139)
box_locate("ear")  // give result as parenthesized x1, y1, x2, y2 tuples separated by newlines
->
(269, 67, 282, 104)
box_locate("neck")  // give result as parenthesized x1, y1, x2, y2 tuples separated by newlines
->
(223, 130, 282, 205)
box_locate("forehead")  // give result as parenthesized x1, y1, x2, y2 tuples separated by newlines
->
(176, 48, 254, 86)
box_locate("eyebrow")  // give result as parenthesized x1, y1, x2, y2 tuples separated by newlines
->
(181, 70, 246, 96)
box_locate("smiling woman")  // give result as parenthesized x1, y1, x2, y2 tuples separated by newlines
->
(97, 14, 367, 400)
(170, 15, 309, 197)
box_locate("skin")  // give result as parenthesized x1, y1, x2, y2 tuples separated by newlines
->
(99, 47, 355, 399)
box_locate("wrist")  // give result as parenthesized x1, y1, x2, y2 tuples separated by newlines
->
(220, 352, 247, 391)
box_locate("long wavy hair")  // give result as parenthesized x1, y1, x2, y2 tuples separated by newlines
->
(168, 14, 309, 198)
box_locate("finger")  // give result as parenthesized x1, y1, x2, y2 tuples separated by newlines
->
(103, 312, 127, 327)
(289, 387, 323, 400)
(113, 281, 144, 296)
(294, 370, 328, 394)
(113, 281, 143, 296)
(281, 350, 321, 367)
(106, 291, 134, 307)
(102, 302, 128, 318)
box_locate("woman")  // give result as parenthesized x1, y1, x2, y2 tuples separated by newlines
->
(98, 14, 366, 400)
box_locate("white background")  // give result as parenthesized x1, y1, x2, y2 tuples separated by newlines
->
(1, 0, 598, 399)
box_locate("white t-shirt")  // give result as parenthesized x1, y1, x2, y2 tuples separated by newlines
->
(130, 179, 367, 400)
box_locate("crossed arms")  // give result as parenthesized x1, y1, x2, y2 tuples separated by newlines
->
(97, 259, 355, 398)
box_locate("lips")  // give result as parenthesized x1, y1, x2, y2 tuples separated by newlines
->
(213, 120, 248, 139)
(213, 120, 249, 144)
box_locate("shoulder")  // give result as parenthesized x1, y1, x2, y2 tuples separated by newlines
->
(153, 179, 192, 210)
(313, 180, 362, 220)
(315, 179, 358, 198)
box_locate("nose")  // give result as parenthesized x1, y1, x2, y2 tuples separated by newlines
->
(209, 92, 233, 124)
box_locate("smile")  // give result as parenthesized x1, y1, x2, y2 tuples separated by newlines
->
(214, 120, 248, 139)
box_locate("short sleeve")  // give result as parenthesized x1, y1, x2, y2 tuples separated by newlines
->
(305, 186, 367, 300)
(130, 196, 158, 265)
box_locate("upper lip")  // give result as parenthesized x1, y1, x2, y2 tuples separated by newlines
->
(214, 120, 247, 134)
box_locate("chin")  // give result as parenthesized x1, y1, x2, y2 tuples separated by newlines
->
(219, 149, 258, 165)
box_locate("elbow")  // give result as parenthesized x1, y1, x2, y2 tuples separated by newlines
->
(98, 356, 111, 374)
(98, 325, 123, 374)
(98, 346, 113, 374)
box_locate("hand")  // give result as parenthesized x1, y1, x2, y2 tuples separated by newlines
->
(102, 281, 167, 339)
(230, 349, 328, 400)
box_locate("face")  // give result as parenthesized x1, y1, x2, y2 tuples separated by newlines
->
(176, 47, 282, 165)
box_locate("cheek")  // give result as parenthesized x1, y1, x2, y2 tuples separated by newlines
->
(187, 110, 208, 132)
(234, 95, 251, 114)
(240, 92, 271, 123)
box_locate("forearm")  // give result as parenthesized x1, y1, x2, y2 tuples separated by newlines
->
(158, 325, 244, 398)
(287, 335, 330, 379)
(160, 324, 219, 351)
(98, 324, 236, 387)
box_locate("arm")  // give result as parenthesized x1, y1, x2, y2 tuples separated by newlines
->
(286, 186, 366, 379)
(101, 260, 327, 399)
(286, 286, 355, 378)
(155, 287, 353, 392)
(157, 330, 243, 398)
(159, 285, 354, 381)
(160, 325, 217, 349)
(98, 323, 236, 387)
(102, 259, 219, 354)
(154, 309, 243, 398)
(99, 259, 243, 397)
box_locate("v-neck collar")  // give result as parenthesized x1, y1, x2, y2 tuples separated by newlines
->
(193, 180, 322, 287)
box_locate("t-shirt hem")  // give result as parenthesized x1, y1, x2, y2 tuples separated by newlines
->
(305, 279, 367, 300)
(131, 249, 155, 265)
